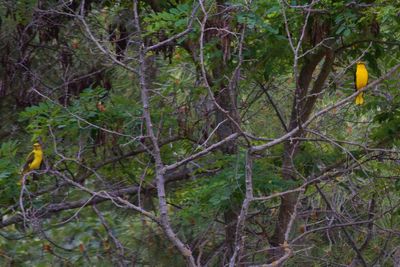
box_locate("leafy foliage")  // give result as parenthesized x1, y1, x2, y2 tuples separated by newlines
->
(1, 0, 400, 265)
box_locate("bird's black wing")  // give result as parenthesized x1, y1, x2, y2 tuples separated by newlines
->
(354, 67, 357, 91)
(22, 152, 34, 173)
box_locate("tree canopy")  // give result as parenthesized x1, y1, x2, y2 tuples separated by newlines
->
(1, 0, 400, 266)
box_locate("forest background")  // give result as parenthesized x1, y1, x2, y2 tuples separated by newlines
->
(1, 0, 400, 266)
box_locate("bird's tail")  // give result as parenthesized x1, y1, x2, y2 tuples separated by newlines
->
(355, 92, 364, 105)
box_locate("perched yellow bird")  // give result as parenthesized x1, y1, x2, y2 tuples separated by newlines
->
(20, 143, 43, 183)
(355, 62, 368, 105)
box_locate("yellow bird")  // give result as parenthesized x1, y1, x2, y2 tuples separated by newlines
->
(20, 143, 43, 178)
(355, 62, 368, 105)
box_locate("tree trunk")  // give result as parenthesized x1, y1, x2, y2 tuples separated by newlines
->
(270, 49, 334, 259)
